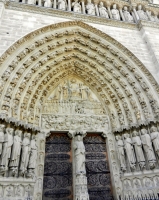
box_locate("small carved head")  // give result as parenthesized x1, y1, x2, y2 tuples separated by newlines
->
(132, 130, 138, 136)
(141, 128, 147, 135)
(138, 4, 142, 10)
(0, 124, 5, 131)
(100, 1, 103, 6)
(6, 128, 14, 135)
(150, 126, 157, 132)
(15, 130, 22, 137)
(113, 4, 117, 9)
(123, 6, 128, 11)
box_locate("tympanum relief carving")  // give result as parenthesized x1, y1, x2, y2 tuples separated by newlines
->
(41, 78, 109, 132)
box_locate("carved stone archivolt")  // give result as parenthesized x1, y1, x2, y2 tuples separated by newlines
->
(0, 21, 159, 133)
(0, 20, 159, 200)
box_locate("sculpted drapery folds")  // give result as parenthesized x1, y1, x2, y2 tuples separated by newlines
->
(9, 130, 22, 174)
(72, 0, 81, 13)
(28, 135, 38, 169)
(74, 134, 86, 175)
(86, 0, 95, 15)
(0, 124, 5, 156)
(132, 131, 145, 170)
(116, 135, 126, 172)
(20, 132, 31, 175)
(98, 2, 109, 18)
(141, 128, 156, 169)
(0, 128, 14, 171)
(150, 126, 159, 157)
(111, 4, 120, 20)
(124, 133, 136, 170)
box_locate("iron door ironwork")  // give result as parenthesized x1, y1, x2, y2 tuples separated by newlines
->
(43, 133, 72, 200)
(84, 133, 113, 200)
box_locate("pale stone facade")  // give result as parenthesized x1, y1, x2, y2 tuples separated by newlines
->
(0, 0, 159, 199)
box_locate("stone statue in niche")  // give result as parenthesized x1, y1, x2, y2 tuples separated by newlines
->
(0, 124, 5, 156)
(20, 132, 31, 176)
(115, 135, 126, 172)
(44, 0, 52, 7)
(150, 126, 159, 158)
(137, 5, 148, 20)
(74, 133, 86, 174)
(0, 128, 14, 172)
(72, 0, 81, 13)
(132, 130, 145, 170)
(98, 2, 109, 18)
(141, 128, 156, 169)
(86, 0, 96, 15)
(111, 4, 120, 20)
(27, 134, 38, 178)
(57, 0, 67, 10)
(124, 133, 136, 170)
(9, 130, 22, 176)
(123, 6, 134, 22)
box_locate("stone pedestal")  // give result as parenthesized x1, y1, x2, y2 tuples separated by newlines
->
(75, 174, 89, 200)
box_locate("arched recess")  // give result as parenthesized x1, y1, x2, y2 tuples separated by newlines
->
(0, 20, 159, 132)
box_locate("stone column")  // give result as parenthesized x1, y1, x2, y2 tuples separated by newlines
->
(132, 5, 139, 21)
(38, 0, 42, 6)
(81, 1, 86, 14)
(68, 130, 89, 200)
(53, 0, 57, 9)
(94, 2, 99, 16)
(119, 6, 125, 21)
(67, 0, 71, 11)
(107, 5, 112, 19)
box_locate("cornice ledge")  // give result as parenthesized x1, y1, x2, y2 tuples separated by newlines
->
(4, 1, 137, 30)
(138, 19, 159, 30)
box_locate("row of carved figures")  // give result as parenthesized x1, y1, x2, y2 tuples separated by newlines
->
(0, 125, 38, 178)
(17, 0, 159, 23)
(116, 126, 159, 172)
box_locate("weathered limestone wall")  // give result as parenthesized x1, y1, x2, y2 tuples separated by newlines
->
(0, 2, 159, 82)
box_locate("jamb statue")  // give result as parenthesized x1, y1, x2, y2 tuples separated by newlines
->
(72, 0, 81, 13)
(141, 128, 156, 169)
(132, 130, 145, 170)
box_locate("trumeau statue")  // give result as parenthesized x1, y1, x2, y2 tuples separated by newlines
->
(123, 6, 134, 22)
(9, 130, 22, 172)
(141, 128, 156, 169)
(137, 5, 148, 20)
(111, 4, 120, 20)
(44, 0, 52, 7)
(116, 135, 126, 172)
(72, 0, 81, 13)
(132, 131, 145, 169)
(0, 128, 14, 170)
(20, 132, 31, 175)
(74, 133, 86, 174)
(86, 0, 95, 15)
(150, 126, 159, 157)
(124, 133, 136, 170)
(0, 124, 5, 156)
(57, 0, 67, 10)
(98, 2, 109, 18)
